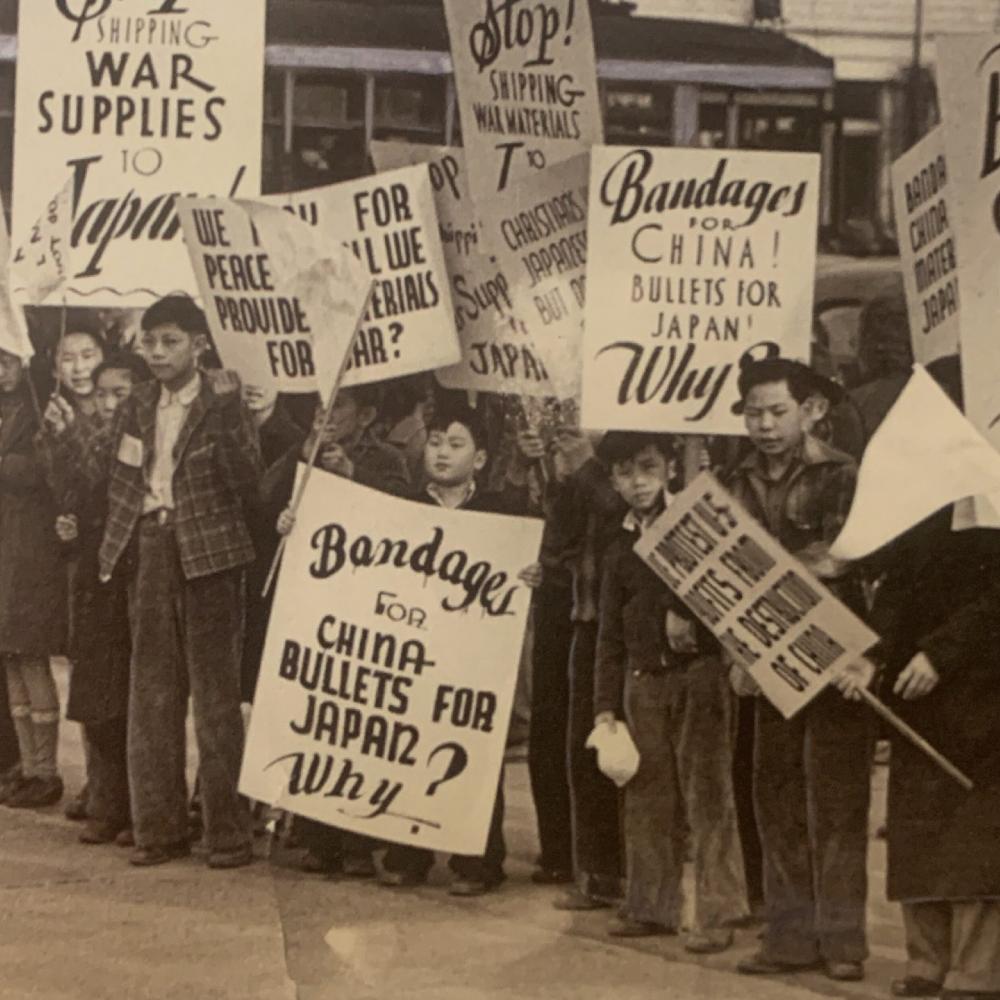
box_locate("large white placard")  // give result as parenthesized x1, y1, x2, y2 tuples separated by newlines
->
(240, 472, 543, 855)
(582, 147, 820, 434)
(12, 0, 265, 307)
(443, 0, 603, 200)
(371, 141, 555, 397)
(261, 166, 461, 386)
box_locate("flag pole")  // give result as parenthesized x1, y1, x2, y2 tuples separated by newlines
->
(261, 281, 375, 599)
(858, 687, 973, 791)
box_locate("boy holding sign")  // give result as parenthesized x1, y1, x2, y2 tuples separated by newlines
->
(728, 357, 874, 982)
(593, 432, 748, 952)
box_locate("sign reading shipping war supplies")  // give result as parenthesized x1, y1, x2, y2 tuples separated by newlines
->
(261, 166, 460, 387)
(240, 471, 543, 855)
(11, 0, 266, 307)
(634, 473, 878, 719)
(443, 0, 603, 200)
(371, 141, 555, 397)
(582, 147, 820, 435)
(891, 127, 960, 366)
(177, 198, 370, 396)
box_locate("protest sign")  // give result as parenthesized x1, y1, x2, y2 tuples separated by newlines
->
(476, 153, 589, 398)
(12, 1, 265, 307)
(261, 166, 460, 387)
(582, 147, 820, 434)
(177, 197, 371, 396)
(240, 471, 543, 855)
(10, 179, 74, 308)
(0, 191, 33, 359)
(891, 128, 960, 365)
(443, 0, 602, 200)
(937, 35, 1000, 529)
(635, 472, 878, 719)
(371, 141, 554, 397)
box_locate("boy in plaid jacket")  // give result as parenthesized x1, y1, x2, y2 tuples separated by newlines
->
(48, 296, 263, 869)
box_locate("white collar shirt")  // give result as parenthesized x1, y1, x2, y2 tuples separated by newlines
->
(143, 373, 201, 514)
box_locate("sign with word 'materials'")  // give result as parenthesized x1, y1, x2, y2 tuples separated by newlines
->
(891, 127, 960, 366)
(634, 473, 878, 719)
(371, 141, 554, 397)
(261, 166, 460, 387)
(443, 0, 602, 200)
(240, 471, 542, 854)
(12, 1, 265, 307)
(476, 153, 589, 398)
(177, 198, 371, 395)
(938, 36, 1000, 531)
(582, 147, 820, 434)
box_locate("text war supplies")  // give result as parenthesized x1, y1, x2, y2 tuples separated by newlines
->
(240, 472, 543, 855)
(634, 473, 878, 719)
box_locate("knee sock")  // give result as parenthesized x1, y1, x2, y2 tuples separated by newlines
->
(10, 706, 37, 779)
(30, 713, 59, 780)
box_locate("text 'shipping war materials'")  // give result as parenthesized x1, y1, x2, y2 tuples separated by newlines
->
(635, 473, 878, 720)
(371, 141, 554, 397)
(240, 473, 543, 855)
(444, 0, 602, 200)
(262, 166, 461, 386)
(582, 147, 820, 434)
(891, 127, 960, 366)
(177, 198, 370, 397)
(12, 0, 266, 307)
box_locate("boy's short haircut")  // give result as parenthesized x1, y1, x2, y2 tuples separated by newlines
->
(63, 309, 106, 342)
(93, 350, 152, 386)
(596, 431, 676, 470)
(737, 357, 816, 406)
(141, 295, 211, 338)
(426, 399, 488, 452)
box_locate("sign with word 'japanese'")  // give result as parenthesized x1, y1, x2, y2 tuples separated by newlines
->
(635, 473, 878, 719)
(240, 471, 542, 854)
(12, 0, 265, 307)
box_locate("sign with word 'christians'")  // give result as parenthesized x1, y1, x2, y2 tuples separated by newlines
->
(240, 471, 542, 854)
(443, 0, 602, 200)
(582, 147, 820, 434)
(371, 141, 554, 397)
(12, 0, 265, 307)
(261, 166, 460, 387)
(635, 473, 878, 719)
(891, 127, 960, 366)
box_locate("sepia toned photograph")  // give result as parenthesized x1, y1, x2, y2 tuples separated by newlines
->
(0, 1, 996, 998)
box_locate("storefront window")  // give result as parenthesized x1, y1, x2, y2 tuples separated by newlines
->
(604, 84, 674, 146)
(373, 74, 447, 144)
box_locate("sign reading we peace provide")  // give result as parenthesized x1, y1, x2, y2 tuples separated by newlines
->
(635, 473, 878, 720)
(582, 146, 820, 434)
(240, 471, 542, 855)
(261, 165, 460, 387)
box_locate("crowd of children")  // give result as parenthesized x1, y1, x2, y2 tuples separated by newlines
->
(0, 294, 997, 998)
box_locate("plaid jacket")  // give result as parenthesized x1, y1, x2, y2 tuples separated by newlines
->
(72, 375, 263, 581)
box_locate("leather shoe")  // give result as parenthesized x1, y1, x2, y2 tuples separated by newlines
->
(79, 821, 126, 845)
(893, 978, 942, 997)
(379, 870, 427, 888)
(531, 867, 573, 886)
(826, 961, 865, 982)
(207, 846, 253, 869)
(607, 917, 673, 938)
(684, 929, 734, 954)
(738, 953, 823, 976)
(130, 841, 191, 867)
(449, 879, 489, 897)
(553, 889, 611, 912)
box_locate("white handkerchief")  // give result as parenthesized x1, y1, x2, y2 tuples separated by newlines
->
(586, 722, 640, 788)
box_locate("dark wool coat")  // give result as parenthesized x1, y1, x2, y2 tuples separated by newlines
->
(0, 385, 67, 657)
(870, 508, 1000, 902)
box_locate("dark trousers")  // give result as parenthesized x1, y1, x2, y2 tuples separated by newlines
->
(567, 622, 622, 900)
(383, 770, 507, 884)
(0, 666, 19, 773)
(127, 522, 250, 852)
(528, 583, 574, 874)
(754, 690, 874, 964)
(733, 694, 764, 906)
(85, 716, 129, 830)
(297, 819, 374, 868)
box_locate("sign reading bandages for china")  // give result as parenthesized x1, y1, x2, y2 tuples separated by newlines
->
(177, 198, 371, 395)
(634, 473, 878, 719)
(443, 0, 602, 200)
(371, 141, 554, 397)
(11, 0, 265, 307)
(476, 153, 589, 398)
(240, 472, 543, 854)
(582, 147, 820, 434)
(891, 127, 960, 366)
(261, 166, 460, 387)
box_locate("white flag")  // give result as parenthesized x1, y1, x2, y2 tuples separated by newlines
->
(0, 191, 31, 358)
(11, 179, 74, 306)
(831, 364, 1000, 560)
